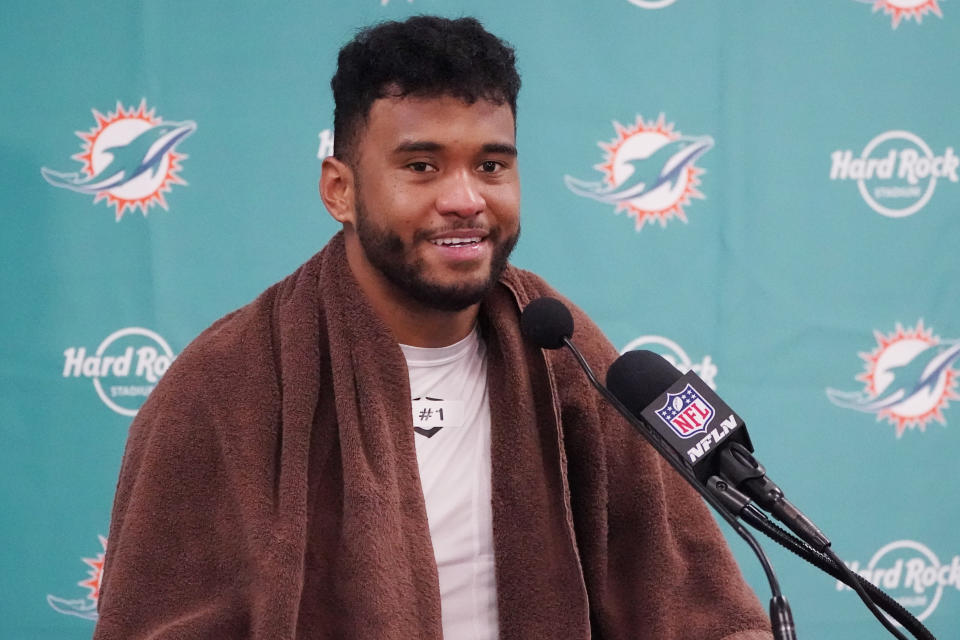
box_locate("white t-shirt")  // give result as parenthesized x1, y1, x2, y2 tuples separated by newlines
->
(400, 328, 498, 640)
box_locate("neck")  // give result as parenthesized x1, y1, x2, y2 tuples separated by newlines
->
(343, 233, 480, 348)
(387, 303, 479, 348)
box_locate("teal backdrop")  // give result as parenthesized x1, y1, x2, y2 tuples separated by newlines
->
(2, 1, 958, 638)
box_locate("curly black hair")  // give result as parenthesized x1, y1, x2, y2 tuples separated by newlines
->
(331, 15, 521, 163)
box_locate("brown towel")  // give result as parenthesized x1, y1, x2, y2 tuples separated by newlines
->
(95, 232, 772, 639)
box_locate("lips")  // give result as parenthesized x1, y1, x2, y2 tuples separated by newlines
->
(426, 228, 489, 249)
(430, 236, 482, 247)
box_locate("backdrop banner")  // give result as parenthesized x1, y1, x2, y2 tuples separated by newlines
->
(2, 2, 957, 638)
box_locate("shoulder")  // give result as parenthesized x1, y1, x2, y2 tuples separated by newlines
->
(165, 286, 280, 396)
(155, 252, 325, 403)
(137, 253, 323, 430)
(130, 286, 279, 419)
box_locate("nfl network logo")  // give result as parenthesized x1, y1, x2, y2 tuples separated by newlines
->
(655, 383, 716, 439)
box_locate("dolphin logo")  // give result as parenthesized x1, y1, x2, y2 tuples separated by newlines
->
(47, 535, 106, 621)
(565, 135, 713, 204)
(41, 120, 196, 194)
(827, 341, 960, 414)
(46, 594, 98, 621)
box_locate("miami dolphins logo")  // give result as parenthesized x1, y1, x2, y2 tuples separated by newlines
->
(565, 114, 713, 230)
(41, 100, 196, 221)
(47, 535, 106, 621)
(827, 321, 960, 437)
(855, 0, 943, 28)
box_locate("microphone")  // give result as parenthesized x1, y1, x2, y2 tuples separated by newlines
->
(520, 297, 799, 640)
(520, 296, 757, 520)
(520, 297, 823, 550)
(520, 297, 930, 640)
(607, 349, 828, 552)
(606, 350, 753, 482)
(519, 296, 574, 350)
(606, 350, 753, 483)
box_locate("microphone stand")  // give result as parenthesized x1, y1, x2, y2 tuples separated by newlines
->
(738, 505, 935, 640)
(710, 464, 935, 640)
(560, 338, 798, 640)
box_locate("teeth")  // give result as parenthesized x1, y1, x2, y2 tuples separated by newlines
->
(431, 237, 481, 246)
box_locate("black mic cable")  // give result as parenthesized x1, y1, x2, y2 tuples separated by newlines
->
(737, 505, 935, 640)
(709, 441, 931, 640)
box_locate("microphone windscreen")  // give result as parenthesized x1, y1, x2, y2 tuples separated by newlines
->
(606, 350, 683, 416)
(520, 297, 574, 350)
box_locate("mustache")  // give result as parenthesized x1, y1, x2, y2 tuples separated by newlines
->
(413, 223, 495, 242)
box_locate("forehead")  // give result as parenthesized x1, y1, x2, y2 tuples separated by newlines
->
(359, 94, 516, 151)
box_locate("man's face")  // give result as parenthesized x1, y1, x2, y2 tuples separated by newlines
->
(347, 94, 521, 312)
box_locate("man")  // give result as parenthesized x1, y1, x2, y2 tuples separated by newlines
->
(95, 16, 773, 640)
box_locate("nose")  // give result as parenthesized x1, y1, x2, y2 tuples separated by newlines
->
(435, 169, 486, 217)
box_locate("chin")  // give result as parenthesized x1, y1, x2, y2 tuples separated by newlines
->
(405, 273, 496, 312)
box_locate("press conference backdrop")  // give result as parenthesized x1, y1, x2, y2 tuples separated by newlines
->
(2, 1, 958, 637)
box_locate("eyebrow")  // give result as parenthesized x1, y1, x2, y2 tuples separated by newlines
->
(481, 142, 518, 157)
(393, 141, 443, 154)
(391, 141, 518, 156)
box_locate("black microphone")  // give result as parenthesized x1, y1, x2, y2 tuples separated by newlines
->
(520, 297, 799, 640)
(520, 297, 929, 640)
(520, 296, 762, 527)
(606, 350, 753, 484)
(520, 298, 823, 550)
(607, 349, 829, 552)
(519, 296, 574, 350)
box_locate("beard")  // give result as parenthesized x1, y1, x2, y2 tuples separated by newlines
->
(354, 198, 519, 312)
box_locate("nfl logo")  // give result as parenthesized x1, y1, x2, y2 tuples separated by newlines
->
(654, 384, 715, 439)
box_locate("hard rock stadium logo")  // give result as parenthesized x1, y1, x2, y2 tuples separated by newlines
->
(41, 100, 196, 221)
(47, 535, 106, 621)
(838, 540, 960, 624)
(826, 321, 960, 437)
(855, 0, 944, 28)
(830, 130, 958, 218)
(63, 327, 177, 417)
(565, 114, 713, 231)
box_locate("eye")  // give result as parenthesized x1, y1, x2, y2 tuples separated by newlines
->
(407, 162, 436, 173)
(479, 160, 503, 173)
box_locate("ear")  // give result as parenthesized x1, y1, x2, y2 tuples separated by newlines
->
(320, 156, 357, 226)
